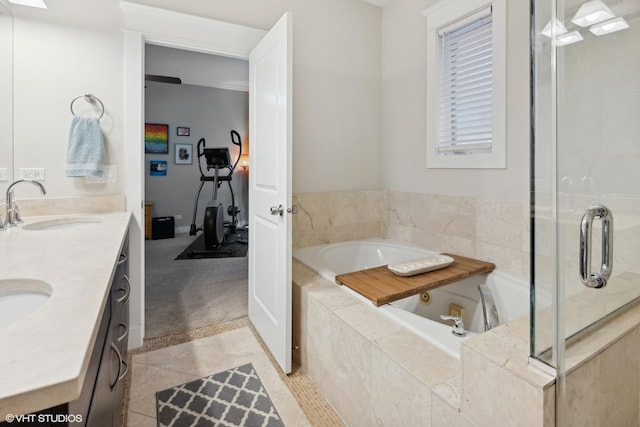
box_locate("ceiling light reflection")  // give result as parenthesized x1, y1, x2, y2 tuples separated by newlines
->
(571, 0, 615, 27)
(590, 17, 629, 36)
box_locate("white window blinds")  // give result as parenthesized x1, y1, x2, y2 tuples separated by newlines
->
(438, 7, 493, 155)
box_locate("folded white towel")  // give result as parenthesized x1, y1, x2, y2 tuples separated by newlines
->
(66, 116, 104, 177)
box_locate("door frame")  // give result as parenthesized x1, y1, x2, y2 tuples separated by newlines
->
(121, 0, 266, 348)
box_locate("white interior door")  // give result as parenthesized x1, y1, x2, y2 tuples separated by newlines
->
(248, 12, 293, 374)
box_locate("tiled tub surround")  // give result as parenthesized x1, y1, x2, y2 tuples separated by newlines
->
(292, 260, 554, 427)
(0, 208, 130, 418)
(294, 260, 640, 426)
(292, 190, 529, 279)
(294, 238, 533, 359)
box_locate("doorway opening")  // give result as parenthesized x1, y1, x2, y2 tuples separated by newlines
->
(143, 44, 250, 340)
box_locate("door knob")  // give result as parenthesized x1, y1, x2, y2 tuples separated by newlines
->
(270, 205, 284, 216)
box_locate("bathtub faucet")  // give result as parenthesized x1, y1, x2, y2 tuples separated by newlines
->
(440, 315, 465, 337)
(478, 284, 500, 331)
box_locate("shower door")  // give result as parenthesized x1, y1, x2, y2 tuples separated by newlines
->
(531, 0, 640, 422)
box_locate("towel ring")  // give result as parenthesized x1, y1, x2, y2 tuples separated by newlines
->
(70, 94, 104, 120)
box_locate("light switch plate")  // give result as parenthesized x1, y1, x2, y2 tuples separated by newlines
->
(0, 168, 7, 181)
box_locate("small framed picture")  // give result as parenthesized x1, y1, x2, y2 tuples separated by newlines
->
(150, 160, 167, 176)
(177, 127, 190, 136)
(175, 143, 193, 165)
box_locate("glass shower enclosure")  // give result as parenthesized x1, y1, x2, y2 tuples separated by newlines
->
(531, 0, 640, 422)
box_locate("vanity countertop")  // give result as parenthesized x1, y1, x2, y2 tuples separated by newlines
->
(0, 211, 131, 418)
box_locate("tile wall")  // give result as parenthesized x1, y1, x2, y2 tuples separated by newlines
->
(292, 191, 386, 248)
(293, 190, 529, 279)
(292, 260, 554, 427)
(563, 329, 640, 427)
(386, 191, 529, 278)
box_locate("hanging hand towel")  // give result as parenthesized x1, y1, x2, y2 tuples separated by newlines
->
(66, 116, 105, 177)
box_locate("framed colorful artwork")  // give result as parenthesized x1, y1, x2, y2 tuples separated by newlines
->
(145, 123, 169, 154)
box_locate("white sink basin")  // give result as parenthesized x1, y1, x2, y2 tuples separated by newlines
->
(23, 217, 103, 231)
(0, 279, 52, 328)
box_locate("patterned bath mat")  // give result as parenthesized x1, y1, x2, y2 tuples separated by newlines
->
(156, 363, 285, 427)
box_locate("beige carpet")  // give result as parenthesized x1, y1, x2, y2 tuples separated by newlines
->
(145, 233, 248, 339)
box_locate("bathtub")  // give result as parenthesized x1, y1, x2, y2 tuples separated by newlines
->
(293, 238, 530, 358)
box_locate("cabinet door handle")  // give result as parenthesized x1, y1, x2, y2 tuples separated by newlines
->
(110, 343, 129, 387)
(110, 343, 123, 389)
(117, 275, 131, 304)
(118, 360, 128, 382)
(117, 253, 128, 266)
(117, 323, 128, 343)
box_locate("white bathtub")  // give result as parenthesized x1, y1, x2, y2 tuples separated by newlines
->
(293, 238, 530, 358)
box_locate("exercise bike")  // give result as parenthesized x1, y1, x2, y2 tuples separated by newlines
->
(189, 130, 242, 250)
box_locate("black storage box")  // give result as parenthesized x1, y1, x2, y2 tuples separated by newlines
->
(152, 216, 175, 240)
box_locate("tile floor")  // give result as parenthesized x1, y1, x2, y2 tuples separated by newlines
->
(125, 318, 343, 426)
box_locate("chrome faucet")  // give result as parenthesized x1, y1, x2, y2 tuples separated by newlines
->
(4, 180, 47, 228)
(478, 283, 500, 331)
(440, 314, 466, 336)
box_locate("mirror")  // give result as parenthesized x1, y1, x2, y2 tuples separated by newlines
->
(0, 2, 13, 196)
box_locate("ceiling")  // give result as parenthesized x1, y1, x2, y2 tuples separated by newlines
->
(7, 0, 393, 29)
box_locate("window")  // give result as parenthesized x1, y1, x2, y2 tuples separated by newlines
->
(425, 0, 506, 169)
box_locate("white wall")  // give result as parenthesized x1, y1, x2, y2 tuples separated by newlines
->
(10, 0, 382, 197)
(0, 7, 12, 197)
(381, 0, 530, 200)
(9, 0, 533, 203)
(13, 18, 124, 198)
(127, 0, 383, 193)
(7, 0, 533, 207)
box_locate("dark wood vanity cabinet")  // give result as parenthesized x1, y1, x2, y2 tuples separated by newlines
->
(85, 249, 130, 427)
(1, 240, 130, 427)
(111, 254, 130, 425)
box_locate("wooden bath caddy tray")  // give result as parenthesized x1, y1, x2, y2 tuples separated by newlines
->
(335, 254, 495, 306)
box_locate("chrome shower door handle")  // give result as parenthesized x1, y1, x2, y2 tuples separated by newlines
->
(579, 204, 613, 289)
